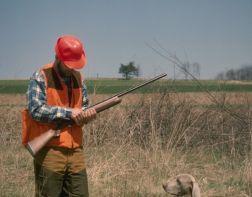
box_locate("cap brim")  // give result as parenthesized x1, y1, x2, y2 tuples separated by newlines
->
(64, 54, 86, 69)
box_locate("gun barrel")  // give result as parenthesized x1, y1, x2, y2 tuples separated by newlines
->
(89, 73, 167, 108)
(116, 73, 167, 97)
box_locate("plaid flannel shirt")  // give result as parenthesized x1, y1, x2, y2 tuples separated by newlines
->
(26, 70, 89, 123)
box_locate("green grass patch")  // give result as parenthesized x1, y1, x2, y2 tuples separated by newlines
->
(1, 79, 252, 94)
(0, 80, 29, 94)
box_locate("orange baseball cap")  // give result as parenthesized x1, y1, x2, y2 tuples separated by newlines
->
(55, 35, 87, 69)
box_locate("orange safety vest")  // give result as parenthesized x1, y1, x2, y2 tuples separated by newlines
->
(22, 63, 84, 148)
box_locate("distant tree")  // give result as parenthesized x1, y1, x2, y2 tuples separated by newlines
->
(181, 61, 190, 80)
(226, 69, 237, 80)
(119, 61, 139, 79)
(216, 64, 252, 80)
(216, 72, 225, 80)
(192, 62, 201, 79)
(239, 65, 252, 80)
(180, 61, 201, 80)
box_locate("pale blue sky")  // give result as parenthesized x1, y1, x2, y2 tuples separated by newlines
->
(0, 0, 251, 79)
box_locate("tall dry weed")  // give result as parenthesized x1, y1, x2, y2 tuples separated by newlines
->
(0, 92, 252, 196)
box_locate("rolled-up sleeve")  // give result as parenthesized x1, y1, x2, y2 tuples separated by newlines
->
(82, 83, 89, 110)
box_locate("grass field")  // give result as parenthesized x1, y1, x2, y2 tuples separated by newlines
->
(0, 80, 252, 196)
(1, 78, 252, 94)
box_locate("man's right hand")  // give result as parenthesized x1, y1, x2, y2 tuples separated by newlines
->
(71, 108, 85, 126)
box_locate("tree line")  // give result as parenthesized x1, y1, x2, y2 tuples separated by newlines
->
(119, 61, 252, 81)
(216, 64, 252, 80)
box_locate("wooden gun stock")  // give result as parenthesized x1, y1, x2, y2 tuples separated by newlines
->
(26, 129, 60, 157)
(25, 73, 166, 157)
(91, 96, 122, 113)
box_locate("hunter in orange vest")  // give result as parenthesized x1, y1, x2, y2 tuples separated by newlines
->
(23, 62, 85, 148)
(24, 35, 96, 197)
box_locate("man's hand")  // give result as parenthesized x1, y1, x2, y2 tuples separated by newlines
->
(71, 108, 96, 126)
(81, 108, 96, 125)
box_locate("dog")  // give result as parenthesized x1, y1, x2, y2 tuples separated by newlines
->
(162, 174, 201, 197)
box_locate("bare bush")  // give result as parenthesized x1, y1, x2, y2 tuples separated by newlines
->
(1, 93, 252, 196)
(84, 91, 252, 158)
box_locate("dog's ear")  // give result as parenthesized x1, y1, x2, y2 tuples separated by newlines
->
(192, 181, 201, 197)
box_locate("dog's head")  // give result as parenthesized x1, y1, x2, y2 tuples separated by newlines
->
(162, 174, 201, 197)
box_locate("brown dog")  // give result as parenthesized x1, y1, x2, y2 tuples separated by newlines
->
(162, 174, 201, 197)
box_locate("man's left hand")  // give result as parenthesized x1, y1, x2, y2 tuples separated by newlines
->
(80, 108, 97, 125)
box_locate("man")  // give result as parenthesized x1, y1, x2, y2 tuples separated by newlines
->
(25, 35, 96, 196)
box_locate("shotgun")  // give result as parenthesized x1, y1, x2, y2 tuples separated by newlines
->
(25, 73, 167, 156)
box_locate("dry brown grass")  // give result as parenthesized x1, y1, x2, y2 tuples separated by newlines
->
(0, 92, 252, 196)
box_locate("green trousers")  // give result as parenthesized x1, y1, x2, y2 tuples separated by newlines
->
(33, 147, 89, 197)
